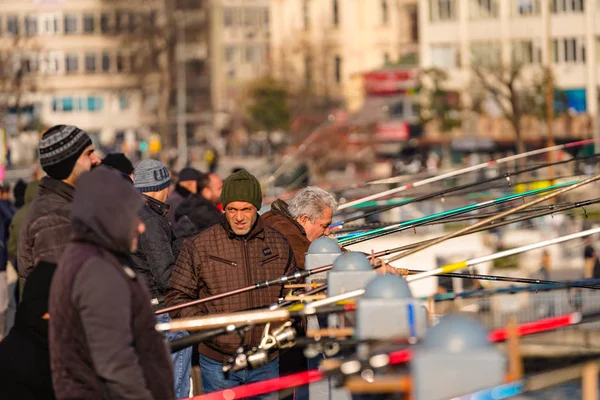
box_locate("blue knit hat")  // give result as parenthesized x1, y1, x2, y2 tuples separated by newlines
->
(133, 160, 171, 193)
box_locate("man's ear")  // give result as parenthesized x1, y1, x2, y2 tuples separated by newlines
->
(298, 215, 310, 225)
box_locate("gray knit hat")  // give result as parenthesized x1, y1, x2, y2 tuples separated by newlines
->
(38, 125, 93, 180)
(134, 159, 171, 193)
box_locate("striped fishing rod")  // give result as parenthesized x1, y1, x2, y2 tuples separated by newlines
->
(182, 310, 597, 400)
(156, 226, 600, 333)
(428, 278, 600, 303)
(338, 181, 576, 246)
(383, 174, 600, 265)
(333, 152, 600, 229)
(156, 196, 600, 316)
(337, 138, 600, 211)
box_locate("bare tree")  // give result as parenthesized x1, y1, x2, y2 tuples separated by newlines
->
(0, 34, 40, 133)
(472, 63, 550, 156)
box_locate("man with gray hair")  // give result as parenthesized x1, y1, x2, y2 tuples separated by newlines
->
(263, 187, 337, 270)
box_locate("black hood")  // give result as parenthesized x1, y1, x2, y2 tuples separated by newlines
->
(71, 166, 144, 255)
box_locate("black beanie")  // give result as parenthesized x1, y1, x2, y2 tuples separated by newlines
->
(102, 153, 134, 176)
(221, 169, 262, 210)
(38, 125, 92, 180)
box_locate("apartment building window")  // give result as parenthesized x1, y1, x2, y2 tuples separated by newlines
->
(65, 53, 79, 73)
(262, 8, 269, 26)
(100, 13, 110, 33)
(224, 8, 235, 26)
(115, 11, 124, 33)
(304, 55, 312, 87)
(41, 14, 58, 34)
(430, 44, 458, 68)
(382, 0, 389, 24)
(88, 96, 104, 112)
(225, 46, 237, 63)
(7, 16, 19, 35)
(470, 0, 499, 19)
(384, 52, 391, 65)
(552, 0, 584, 13)
(470, 42, 501, 67)
(430, 0, 456, 22)
(128, 12, 136, 33)
(303, 0, 310, 30)
(334, 55, 342, 84)
(116, 52, 124, 72)
(102, 52, 110, 72)
(64, 14, 78, 34)
(333, 0, 339, 27)
(62, 98, 74, 112)
(408, 5, 419, 42)
(40, 52, 60, 74)
(84, 13, 95, 33)
(24, 16, 38, 36)
(512, 40, 542, 64)
(553, 37, 586, 63)
(513, 0, 541, 16)
(245, 46, 259, 63)
(85, 53, 96, 72)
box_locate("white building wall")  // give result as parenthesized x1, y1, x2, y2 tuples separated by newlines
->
(271, 0, 415, 111)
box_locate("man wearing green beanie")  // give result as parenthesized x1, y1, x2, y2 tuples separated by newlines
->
(165, 169, 297, 398)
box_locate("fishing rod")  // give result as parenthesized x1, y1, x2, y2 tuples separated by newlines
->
(333, 171, 583, 223)
(157, 227, 600, 333)
(334, 153, 599, 229)
(429, 278, 600, 303)
(338, 181, 575, 246)
(338, 138, 600, 210)
(186, 311, 594, 400)
(335, 197, 600, 237)
(386, 174, 600, 264)
(305, 227, 600, 311)
(156, 197, 600, 316)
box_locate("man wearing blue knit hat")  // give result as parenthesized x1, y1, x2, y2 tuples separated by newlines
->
(131, 159, 192, 398)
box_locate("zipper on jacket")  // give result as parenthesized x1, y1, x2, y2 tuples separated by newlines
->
(208, 255, 237, 266)
(259, 254, 280, 265)
(241, 239, 254, 348)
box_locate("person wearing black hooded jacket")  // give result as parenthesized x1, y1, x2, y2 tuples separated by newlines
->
(48, 166, 174, 400)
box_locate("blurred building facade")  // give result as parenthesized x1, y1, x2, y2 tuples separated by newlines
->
(213, 0, 270, 115)
(270, 0, 419, 112)
(0, 0, 211, 150)
(419, 0, 597, 126)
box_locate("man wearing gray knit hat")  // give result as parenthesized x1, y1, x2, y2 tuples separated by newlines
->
(18, 125, 101, 278)
(131, 159, 192, 398)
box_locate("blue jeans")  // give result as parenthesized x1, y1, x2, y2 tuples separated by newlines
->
(200, 354, 279, 400)
(156, 313, 192, 398)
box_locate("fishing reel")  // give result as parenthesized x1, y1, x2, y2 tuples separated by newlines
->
(223, 321, 297, 374)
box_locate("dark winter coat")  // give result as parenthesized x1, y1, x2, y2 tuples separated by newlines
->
(173, 193, 222, 238)
(0, 199, 14, 272)
(262, 199, 310, 271)
(166, 184, 191, 225)
(8, 180, 39, 260)
(165, 217, 297, 362)
(130, 195, 179, 300)
(49, 167, 174, 400)
(0, 261, 57, 400)
(18, 177, 74, 278)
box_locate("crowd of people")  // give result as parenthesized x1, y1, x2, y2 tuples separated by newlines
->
(0, 124, 393, 400)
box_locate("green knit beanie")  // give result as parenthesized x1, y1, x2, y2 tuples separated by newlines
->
(221, 169, 263, 210)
